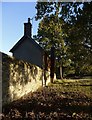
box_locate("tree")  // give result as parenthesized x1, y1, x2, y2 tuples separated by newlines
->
(35, 1, 92, 77)
(35, 13, 68, 80)
(35, 2, 84, 24)
(63, 2, 92, 76)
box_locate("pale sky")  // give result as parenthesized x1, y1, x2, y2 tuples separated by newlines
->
(1, 2, 39, 55)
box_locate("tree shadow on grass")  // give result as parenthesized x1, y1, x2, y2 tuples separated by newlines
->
(2, 84, 92, 119)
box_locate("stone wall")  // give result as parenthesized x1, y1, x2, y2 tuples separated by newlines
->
(1, 52, 50, 105)
(0, 52, 2, 112)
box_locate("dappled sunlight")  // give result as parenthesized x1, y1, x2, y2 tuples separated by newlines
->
(53, 79, 92, 99)
(2, 79, 92, 120)
(9, 62, 43, 101)
(2, 53, 50, 104)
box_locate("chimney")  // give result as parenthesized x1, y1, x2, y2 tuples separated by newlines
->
(24, 18, 32, 37)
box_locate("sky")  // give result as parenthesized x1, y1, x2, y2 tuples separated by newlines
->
(1, 2, 40, 55)
(0, 1, 89, 56)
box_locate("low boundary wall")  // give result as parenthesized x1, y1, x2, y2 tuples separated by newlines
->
(1, 52, 50, 105)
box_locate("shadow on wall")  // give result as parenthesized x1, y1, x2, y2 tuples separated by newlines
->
(2, 53, 46, 105)
(2, 53, 11, 104)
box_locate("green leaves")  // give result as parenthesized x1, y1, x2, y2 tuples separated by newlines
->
(35, 2, 92, 77)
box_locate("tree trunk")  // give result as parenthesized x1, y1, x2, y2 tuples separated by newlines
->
(42, 53, 48, 87)
(50, 46, 55, 83)
(60, 65, 63, 80)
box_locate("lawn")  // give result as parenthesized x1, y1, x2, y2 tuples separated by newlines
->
(2, 79, 92, 120)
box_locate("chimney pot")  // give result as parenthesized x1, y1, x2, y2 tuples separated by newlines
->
(24, 18, 32, 37)
(28, 18, 30, 23)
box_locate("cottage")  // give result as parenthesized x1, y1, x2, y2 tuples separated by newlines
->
(10, 18, 45, 68)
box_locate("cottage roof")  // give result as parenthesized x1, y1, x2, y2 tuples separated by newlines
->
(9, 35, 43, 53)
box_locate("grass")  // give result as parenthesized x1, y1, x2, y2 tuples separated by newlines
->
(52, 79, 92, 99)
(2, 78, 92, 120)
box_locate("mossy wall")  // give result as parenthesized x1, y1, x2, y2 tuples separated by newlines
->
(2, 52, 50, 105)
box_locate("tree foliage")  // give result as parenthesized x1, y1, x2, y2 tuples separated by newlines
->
(64, 2, 92, 76)
(35, 1, 92, 77)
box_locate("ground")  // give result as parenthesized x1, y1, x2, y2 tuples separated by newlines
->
(2, 78, 92, 120)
